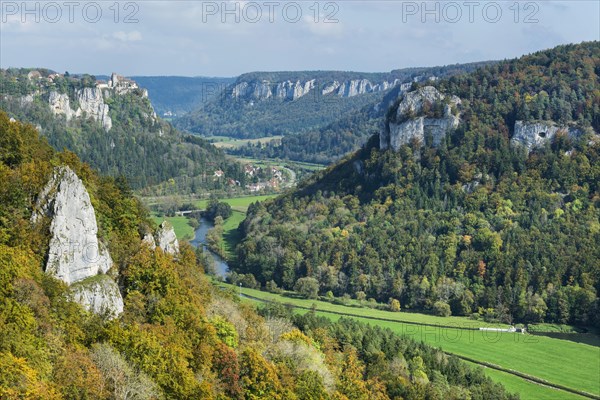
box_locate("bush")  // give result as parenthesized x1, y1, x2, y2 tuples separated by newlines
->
(294, 277, 319, 299)
(389, 298, 401, 312)
(266, 280, 282, 294)
(433, 301, 451, 317)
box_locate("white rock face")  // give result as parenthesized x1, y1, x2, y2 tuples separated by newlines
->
(46, 72, 146, 131)
(232, 82, 249, 98)
(230, 77, 403, 101)
(70, 275, 124, 318)
(77, 88, 112, 131)
(32, 166, 113, 285)
(381, 86, 460, 151)
(48, 88, 112, 131)
(394, 86, 458, 117)
(142, 232, 157, 250)
(322, 81, 340, 95)
(335, 78, 401, 97)
(20, 94, 35, 107)
(511, 121, 585, 152)
(49, 91, 76, 121)
(293, 79, 316, 100)
(253, 81, 273, 100)
(156, 221, 179, 255)
(32, 166, 123, 317)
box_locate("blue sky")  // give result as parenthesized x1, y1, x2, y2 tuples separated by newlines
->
(1, 1, 599, 76)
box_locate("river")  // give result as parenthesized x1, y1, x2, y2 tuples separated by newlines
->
(189, 217, 230, 278)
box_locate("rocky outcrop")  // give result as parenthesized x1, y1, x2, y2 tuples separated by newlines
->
(229, 77, 403, 102)
(19, 93, 35, 107)
(70, 275, 124, 318)
(45, 72, 148, 131)
(322, 81, 341, 95)
(381, 86, 461, 151)
(511, 121, 585, 152)
(156, 221, 179, 255)
(32, 166, 123, 317)
(335, 78, 400, 97)
(232, 79, 316, 101)
(142, 232, 157, 250)
(77, 88, 112, 131)
(32, 166, 113, 284)
(48, 88, 112, 131)
(49, 91, 76, 121)
(275, 80, 316, 100)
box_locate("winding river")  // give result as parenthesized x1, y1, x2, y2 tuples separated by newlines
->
(189, 217, 230, 278)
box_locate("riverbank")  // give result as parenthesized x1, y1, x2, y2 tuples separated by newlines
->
(148, 194, 277, 257)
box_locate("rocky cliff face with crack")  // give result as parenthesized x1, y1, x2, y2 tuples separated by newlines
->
(31, 165, 123, 318)
(381, 86, 461, 151)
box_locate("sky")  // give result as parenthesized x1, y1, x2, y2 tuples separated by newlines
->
(1, 0, 599, 77)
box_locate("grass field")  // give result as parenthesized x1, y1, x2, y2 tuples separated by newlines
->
(151, 215, 195, 240)
(221, 210, 246, 257)
(194, 194, 277, 212)
(234, 156, 326, 171)
(226, 284, 504, 328)
(223, 283, 600, 399)
(461, 361, 586, 400)
(211, 136, 284, 149)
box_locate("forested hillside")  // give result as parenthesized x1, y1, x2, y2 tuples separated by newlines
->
(0, 112, 517, 399)
(235, 42, 600, 328)
(0, 69, 246, 191)
(175, 62, 493, 142)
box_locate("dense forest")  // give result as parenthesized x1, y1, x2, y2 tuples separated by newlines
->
(0, 69, 247, 193)
(175, 62, 493, 141)
(0, 112, 517, 399)
(235, 42, 600, 328)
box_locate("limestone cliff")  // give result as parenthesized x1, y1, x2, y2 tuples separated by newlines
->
(32, 166, 123, 317)
(69, 275, 124, 318)
(46, 72, 149, 131)
(511, 120, 587, 152)
(156, 221, 179, 255)
(229, 77, 402, 102)
(77, 88, 112, 130)
(336, 78, 400, 97)
(381, 86, 461, 151)
(49, 91, 76, 121)
(48, 87, 112, 131)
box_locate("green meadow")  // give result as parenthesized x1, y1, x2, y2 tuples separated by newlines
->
(462, 361, 586, 400)
(224, 283, 600, 399)
(194, 194, 277, 212)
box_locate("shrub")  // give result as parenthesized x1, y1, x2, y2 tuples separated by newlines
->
(433, 301, 451, 317)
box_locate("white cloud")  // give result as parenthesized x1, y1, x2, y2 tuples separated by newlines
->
(112, 31, 142, 42)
